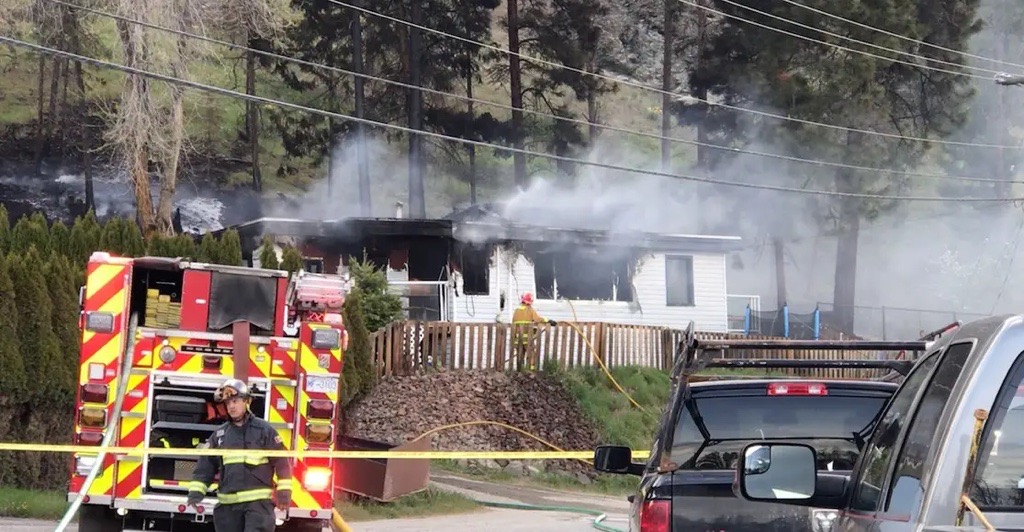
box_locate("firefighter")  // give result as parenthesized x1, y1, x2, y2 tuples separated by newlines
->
(512, 292, 556, 370)
(187, 378, 293, 532)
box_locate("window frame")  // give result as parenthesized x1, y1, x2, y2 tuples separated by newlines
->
(970, 349, 1024, 511)
(847, 349, 942, 514)
(665, 255, 695, 307)
(883, 341, 975, 518)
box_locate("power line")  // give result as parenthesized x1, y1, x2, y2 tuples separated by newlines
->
(778, 0, 1024, 72)
(329, 0, 1022, 150)
(55, 0, 1021, 186)
(708, 0, 1007, 77)
(676, 0, 992, 80)
(1, 34, 1019, 204)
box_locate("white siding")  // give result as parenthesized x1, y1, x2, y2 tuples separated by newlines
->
(449, 247, 729, 331)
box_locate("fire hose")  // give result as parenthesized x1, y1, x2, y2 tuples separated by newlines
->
(55, 312, 139, 532)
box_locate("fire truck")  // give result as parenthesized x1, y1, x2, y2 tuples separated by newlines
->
(70, 251, 349, 531)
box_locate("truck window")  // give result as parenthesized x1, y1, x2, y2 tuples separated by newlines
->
(850, 351, 941, 513)
(669, 391, 890, 471)
(970, 352, 1024, 508)
(886, 342, 973, 518)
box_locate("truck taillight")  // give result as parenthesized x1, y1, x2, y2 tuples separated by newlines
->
(306, 399, 334, 419)
(303, 467, 331, 492)
(639, 499, 670, 532)
(79, 406, 108, 428)
(80, 383, 109, 404)
(767, 382, 828, 396)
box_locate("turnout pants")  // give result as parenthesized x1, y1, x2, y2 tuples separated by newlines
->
(213, 499, 275, 532)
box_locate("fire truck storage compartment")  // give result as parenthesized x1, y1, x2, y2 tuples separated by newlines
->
(144, 378, 268, 495)
(128, 258, 185, 329)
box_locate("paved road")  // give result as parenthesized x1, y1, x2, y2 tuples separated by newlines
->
(1, 472, 633, 531)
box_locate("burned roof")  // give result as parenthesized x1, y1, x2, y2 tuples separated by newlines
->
(215, 206, 743, 256)
(445, 203, 743, 253)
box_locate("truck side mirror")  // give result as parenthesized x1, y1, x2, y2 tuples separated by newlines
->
(594, 445, 644, 476)
(737, 443, 816, 501)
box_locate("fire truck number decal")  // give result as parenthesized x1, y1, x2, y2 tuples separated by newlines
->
(305, 376, 338, 394)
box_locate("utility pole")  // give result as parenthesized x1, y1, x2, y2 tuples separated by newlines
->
(407, 0, 425, 217)
(352, 0, 371, 216)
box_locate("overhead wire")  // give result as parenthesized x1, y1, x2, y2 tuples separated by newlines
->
(328, 0, 1023, 150)
(777, 0, 1024, 72)
(703, 0, 1009, 77)
(4, 34, 1021, 203)
(48, 0, 1022, 186)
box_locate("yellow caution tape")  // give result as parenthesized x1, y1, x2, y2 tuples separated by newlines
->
(0, 442, 649, 460)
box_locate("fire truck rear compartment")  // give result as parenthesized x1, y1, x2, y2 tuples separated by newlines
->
(143, 380, 268, 495)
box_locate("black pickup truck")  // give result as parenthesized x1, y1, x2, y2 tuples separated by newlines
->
(593, 323, 946, 532)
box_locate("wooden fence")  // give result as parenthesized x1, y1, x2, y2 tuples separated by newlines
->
(369, 321, 894, 380)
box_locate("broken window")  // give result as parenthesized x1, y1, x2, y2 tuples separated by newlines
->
(532, 248, 635, 301)
(454, 244, 491, 296)
(665, 255, 695, 306)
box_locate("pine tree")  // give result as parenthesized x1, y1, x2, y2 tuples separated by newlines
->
(99, 217, 124, 254)
(197, 232, 219, 262)
(0, 255, 26, 396)
(146, 234, 173, 257)
(46, 253, 82, 403)
(172, 233, 197, 259)
(9, 248, 63, 404)
(258, 235, 280, 270)
(69, 210, 102, 265)
(0, 204, 10, 254)
(342, 288, 375, 399)
(219, 229, 243, 266)
(280, 245, 303, 274)
(49, 219, 71, 259)
(348, 257, 403, 332)
(10, 214, 50, 255)
(120, 219, 146, 257)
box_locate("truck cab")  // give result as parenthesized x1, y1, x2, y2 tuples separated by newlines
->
(733, 314, 1024, 530)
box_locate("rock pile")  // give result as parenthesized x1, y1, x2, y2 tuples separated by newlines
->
(343, 369, 603, 476)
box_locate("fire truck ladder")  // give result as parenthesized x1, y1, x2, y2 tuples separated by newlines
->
(56, 312, 140, 532)
(286, 269, 349, 321)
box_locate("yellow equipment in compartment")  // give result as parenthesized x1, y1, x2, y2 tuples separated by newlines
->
(145, 289, 181, 329)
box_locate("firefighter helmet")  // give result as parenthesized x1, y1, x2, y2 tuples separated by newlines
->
(214, 378, 251, 403)
(520, 292, 534, 305)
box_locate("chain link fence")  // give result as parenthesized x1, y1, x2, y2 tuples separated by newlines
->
(815, 302, 989, 341)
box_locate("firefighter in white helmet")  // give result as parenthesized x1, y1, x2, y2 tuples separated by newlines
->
(187, 378, 293, 531)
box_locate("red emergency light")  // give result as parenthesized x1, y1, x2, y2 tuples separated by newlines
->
(767, 382, 828, 396)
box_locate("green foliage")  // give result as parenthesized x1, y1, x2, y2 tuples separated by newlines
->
(45, 253, 82, 402)
(197, 232, 220, 262)
(341, 288, 375, 403)
(9, 214, 49, 255)
(0, 204, 9, 254)
(0, 255, 26, 396)
(258, 235, 280, 270)
(280, 244, 303, 273)
(219, 229, 244, 266)
(48, 220, 71, 258)
(68, 210, 101, 265)
(347, 257, 403, 332)
(8, 248, 63, 404)
(554, 365, 669, 450)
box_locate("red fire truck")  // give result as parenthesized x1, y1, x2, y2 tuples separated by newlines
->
(70, 251, 348, 531)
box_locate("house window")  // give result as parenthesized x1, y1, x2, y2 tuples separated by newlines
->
(532, 250, 634, 301)
(665, 255, 695, 306)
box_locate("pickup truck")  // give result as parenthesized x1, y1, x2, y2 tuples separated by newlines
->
(732, 314, 1024, 530)
(593, 323, 934, 531)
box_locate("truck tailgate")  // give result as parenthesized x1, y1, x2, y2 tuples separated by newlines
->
(672, 470, 815, 531)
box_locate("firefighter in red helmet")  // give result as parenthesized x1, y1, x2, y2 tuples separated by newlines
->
(512, 292, 556, 370)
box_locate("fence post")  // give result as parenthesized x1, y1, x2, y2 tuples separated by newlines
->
(744, 305, 751, 336)
(783, 303, 790, 338)
(881, 306, 887, 341)
(813, 306, 820, 340)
